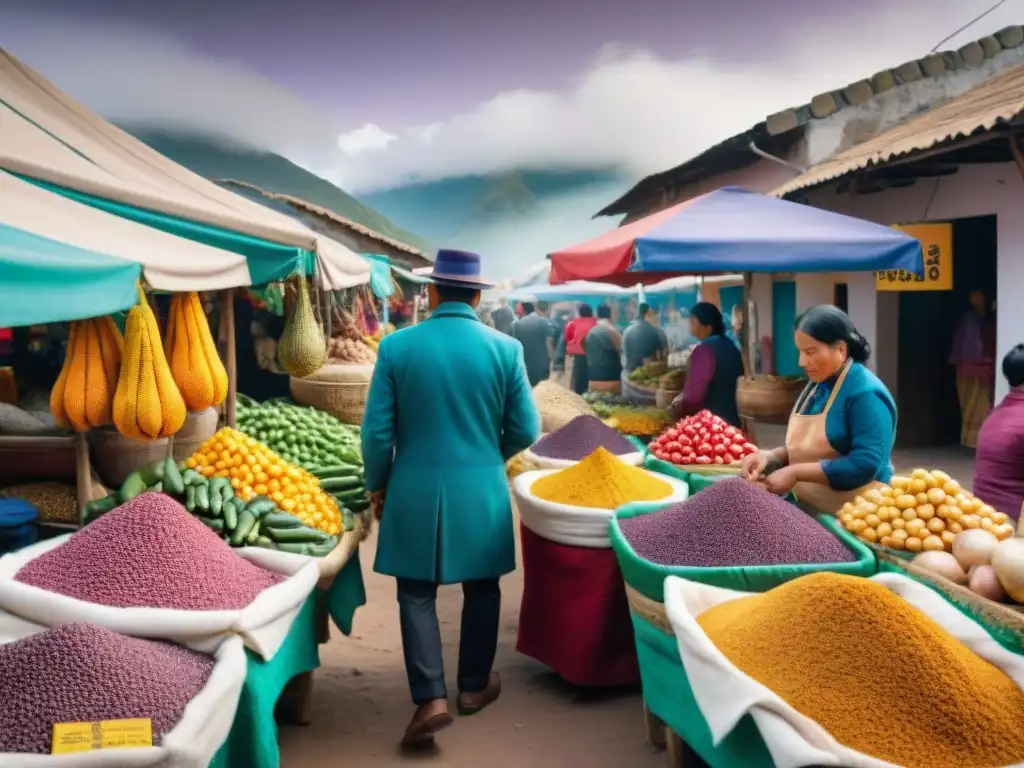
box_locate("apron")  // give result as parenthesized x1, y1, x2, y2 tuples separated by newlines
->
(785, 360, 879, 515)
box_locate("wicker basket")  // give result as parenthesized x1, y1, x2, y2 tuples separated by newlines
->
(877, 550, 1024, 652)
(88, 409, 218, 488)
(736, 375, 807, 425)
(290, 377, 369, 425)
(655, 388, 681, 410)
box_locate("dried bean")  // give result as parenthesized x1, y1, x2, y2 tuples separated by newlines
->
(531, 415, 636, 461)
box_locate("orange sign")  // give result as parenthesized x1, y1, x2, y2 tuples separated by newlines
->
(875, 223, 953, 291)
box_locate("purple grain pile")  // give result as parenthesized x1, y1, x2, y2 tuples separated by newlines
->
(0, 622, 213, 754)
(532, 414, 636, 460)
(619, 477, 856, 567)
(15, 492, 283, 610)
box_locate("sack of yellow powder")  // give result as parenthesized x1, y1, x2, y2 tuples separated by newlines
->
(664, 571, 1024, 768)
(511, 447, 687, 548)
(531, 381, 594, 433)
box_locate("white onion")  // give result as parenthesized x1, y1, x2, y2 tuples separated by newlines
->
(967, 564, 1007, 602)
(912, 551, 968, 585)
(952, 529, 1000, 569)
(991, 538, 1024, 603)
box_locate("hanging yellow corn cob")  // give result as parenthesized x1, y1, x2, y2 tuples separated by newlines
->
(50, 317, 119, 432)
(96, 316, 123, 395)
(113, 285, 187, 442)
(166, 291, 228, 411)
(49, 323, 77, 429)
(82, 320, 111, 428)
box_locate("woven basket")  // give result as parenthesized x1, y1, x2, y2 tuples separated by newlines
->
(626, 585, 672, 634)
(588, 380, 622, 395)
(290, 377, 369, 425)
(736, 375, 807, 425)
(88, 409, 218, 488)
(877, 550, 1024, 652)
(655, 388, 681, 409)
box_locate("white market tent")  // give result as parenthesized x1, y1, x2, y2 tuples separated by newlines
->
(0, 48, 370, 291)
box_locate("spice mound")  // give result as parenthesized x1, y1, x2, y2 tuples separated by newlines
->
(0, 622, 214, 754)
(698, 572, 1024, 768)
(15, 491, 284, 610)
(531, 414, 637, 461)
(531, 447, 672, 509)
(619, 477, 855, 567)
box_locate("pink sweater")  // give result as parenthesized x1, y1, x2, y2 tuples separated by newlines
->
(973, 389, 1024, 519)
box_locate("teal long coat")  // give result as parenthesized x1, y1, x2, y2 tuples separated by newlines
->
(361, 302, 541, 584)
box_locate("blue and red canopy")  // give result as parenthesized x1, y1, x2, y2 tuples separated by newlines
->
(548, 187, 923, 285)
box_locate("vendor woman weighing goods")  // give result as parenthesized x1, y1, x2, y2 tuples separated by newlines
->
(362, 248, 540, 749)
(741, 305, 896, 513)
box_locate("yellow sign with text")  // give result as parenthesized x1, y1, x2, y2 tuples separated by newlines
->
(52, 719, 153, 754)
(875, 222, 953, 291)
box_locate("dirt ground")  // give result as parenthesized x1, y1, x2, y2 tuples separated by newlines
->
(278, 523, 663, 768)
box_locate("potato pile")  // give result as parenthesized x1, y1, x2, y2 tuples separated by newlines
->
(839, 469, 1015, 554)
(328, 336, 377, 364)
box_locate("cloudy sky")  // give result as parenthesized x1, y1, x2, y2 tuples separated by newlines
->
(1, 0, 1020, 193)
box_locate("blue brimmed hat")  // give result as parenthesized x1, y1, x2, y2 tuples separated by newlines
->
(414, 249, 495, 289)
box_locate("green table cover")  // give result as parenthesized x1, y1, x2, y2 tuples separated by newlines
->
(632, 613, 774, 768)
(209, 551, 366, 768)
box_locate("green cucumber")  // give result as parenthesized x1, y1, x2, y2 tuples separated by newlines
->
(162, 457, 185, 496)
(343, 498, 370, 512)
(307, 538, 339, 557)
(138, 460, 165, 487)
(231, 510, 257, 546)
(319, 476, 363, 492)
(195, 516, 225, 532)
(208, 478, 227, 517)
(182, 469, 205, 486)
(333, 487, 367, 503)
(185, 485, 197, 513)
(265, 525, 329, 544)
(255, 536, 277, 549)
(84, 495, 118, 522)
(223, 500, 238, 531)
(118, 472, 147, 503)
(312, 464, 361, 480)
(150, 482, 163, 493)
(220, 484, 235, 504)
(196, 484, 211, 513)
(275, 542, 312, 555)
(245, 497, 277, 518)
(246, 520, 262, 546)
(262, 512, 304, 529)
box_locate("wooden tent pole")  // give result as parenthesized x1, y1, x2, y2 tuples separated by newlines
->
(221, 289, 238, 428)
(742, 272, 756, 378)
(74, 432, 91, 523)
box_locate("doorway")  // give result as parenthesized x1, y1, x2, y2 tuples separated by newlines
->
(894, 215, 997, 448)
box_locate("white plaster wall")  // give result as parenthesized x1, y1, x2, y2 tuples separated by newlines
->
(802, 161, 1022, 401)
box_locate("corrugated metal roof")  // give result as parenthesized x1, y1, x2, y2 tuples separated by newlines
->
(771, 61, 1024, 198)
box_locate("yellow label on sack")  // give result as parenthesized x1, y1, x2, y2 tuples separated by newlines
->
(51, 718, 152, 754)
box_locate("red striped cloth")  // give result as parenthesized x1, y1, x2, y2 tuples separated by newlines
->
(516, 523, 639, 687)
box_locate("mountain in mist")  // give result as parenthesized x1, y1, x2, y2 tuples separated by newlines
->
(123, 127, 434, 254)
(360, 168, 626, 245)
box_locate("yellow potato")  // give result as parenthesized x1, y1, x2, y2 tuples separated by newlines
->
(930, 469, 951, 484)
(905, 518, 927, 537)
(947, 520, 963, 534)
(943, 480, 963, 496)
(890, 476, 911, 491)
(926, 517, 945, 534)
(879, 485, 895, 498)
(890, 528, 909, 543)
(936, 504, 954, 520)
(895, 494, 918, 510)
(902, 508, 918, 521)
(915, 492, 930, 506)
(876, 522, 893, 538)
(940, 530, 956, 547)
(910, 468, 930, 480)
(926, 488, 947, 506)
(908, 478, 927, 495)
(916, 503, 935, 521)
(864, 489, 885, 506)
(860, 527, 879, 543)
(905, 536, 923, 552)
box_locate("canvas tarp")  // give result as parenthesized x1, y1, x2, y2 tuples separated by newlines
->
(0, 48, 369, 290)
(0, 170, 253, 325)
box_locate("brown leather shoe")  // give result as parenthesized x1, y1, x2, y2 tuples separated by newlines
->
(456, 672, 502, 716)
(400, 699, 453, 749)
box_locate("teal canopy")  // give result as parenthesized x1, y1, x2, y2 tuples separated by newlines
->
(364, 254, 396, 299)
(24, 177, 318, 286)
(0, 223, 141, 326)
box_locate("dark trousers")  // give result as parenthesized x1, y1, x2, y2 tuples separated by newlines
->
(397, 577, 501, 705)
(570, 354, 589, 395)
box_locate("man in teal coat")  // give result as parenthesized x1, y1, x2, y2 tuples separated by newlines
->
(361, 249, 540, 748)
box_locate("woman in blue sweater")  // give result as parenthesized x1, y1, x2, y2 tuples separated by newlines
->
(741, 305, 897, 514)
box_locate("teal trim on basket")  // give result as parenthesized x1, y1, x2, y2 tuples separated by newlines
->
(632, 615, 775, 768)
(610, 504, 877, 603)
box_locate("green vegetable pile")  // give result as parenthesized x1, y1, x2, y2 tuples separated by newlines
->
(83, 456, 346, 557)
(235, 395, 362, 472)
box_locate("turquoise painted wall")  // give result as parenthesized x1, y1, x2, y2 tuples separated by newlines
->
(772, 281, 801, 376)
